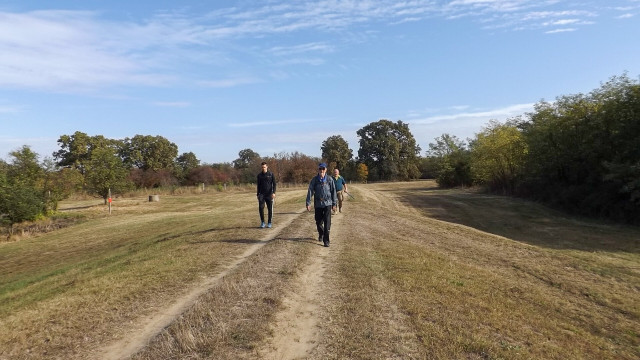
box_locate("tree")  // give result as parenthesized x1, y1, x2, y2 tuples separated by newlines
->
(277, 151, 318, 184)
(233, 148, 261, 183)
(357, 120, 421, 181)
(7, 145, 44, 188)
(84, 147, 133, 202)
(356, 163, 369, 183)
(233, 148, 261, 169)
(42, 157, 83, 211)
(0, 183, 44, 230)
(175, 152, 200, 183)
(0, 146, 46, 226)
(520, 73, 640, 222)
(121, 135, 178, 171)
(54, 131, 120, 174)
(187, 166, 216, 185)
(470, 119, 528, 194)
(120, 135, 179, 188)
(427, 134, 472, 188)
(321, 135, 353, 170)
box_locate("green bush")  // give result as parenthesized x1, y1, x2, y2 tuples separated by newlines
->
(0, 183, 45, 225)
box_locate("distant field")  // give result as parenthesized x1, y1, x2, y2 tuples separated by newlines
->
(1, 181, 638, 359)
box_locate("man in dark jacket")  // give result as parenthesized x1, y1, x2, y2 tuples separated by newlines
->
(306, 162, 337, 247)
(257, 162, 276, 228)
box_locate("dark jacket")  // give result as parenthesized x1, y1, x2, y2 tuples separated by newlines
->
(306, 175, 337, 208)
(257, 171, 276, 196)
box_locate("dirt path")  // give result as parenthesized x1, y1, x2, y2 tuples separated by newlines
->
(96, 209, 306, 360)
(257, 212, 343, 359)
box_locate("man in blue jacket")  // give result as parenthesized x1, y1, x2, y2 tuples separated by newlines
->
(306, 163, 337, 247)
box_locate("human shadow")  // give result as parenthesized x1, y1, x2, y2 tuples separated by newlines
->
(218, 239, 264, 244)
(396, 188, 640, 253)
(275, 236, 326, 245)
(158, 226, 260, 244)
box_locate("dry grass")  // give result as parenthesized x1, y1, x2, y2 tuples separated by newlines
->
(314, 181, 639, 359)
(0, 187, 307, 359)
(1, 180, 638, 359)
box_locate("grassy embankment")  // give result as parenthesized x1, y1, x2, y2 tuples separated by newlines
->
(1, 181, 638, 359)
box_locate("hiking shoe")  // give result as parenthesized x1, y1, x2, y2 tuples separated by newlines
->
(267, 223, 272, 228)
(318, 234, 323, 242)
(323, 241, 330, 247)
(260, 222, 265, 228)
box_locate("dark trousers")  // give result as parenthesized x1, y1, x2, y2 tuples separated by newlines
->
(258, 195, 273, 223)
(314, 206, 332, 244)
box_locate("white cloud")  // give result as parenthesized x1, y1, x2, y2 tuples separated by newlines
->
(411, 103, 534, 125)
(197, 77, 262, 88)
(0, 1, 624, 93)
(267, 42, 334, 56)
(0, 11, 172, 91)
(543, 18, 579, 26)
(545, 28, 577, 33)
(617, 13, 635, 18)
(227, 118, 314, 128)
(407, 102, 535, 147)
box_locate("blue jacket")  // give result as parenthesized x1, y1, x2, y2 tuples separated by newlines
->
(306, 175, 337, 208)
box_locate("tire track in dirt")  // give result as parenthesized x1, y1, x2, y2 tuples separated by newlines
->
(257, 210, 344, 359)
(97, 209, 306, 360)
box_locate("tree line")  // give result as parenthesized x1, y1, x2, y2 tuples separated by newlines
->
(0, 120, 419, 226)
(1, 73, 638, 226)
(424, 74, 639, 224)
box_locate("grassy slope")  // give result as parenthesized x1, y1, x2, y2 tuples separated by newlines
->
(0, 189, 307, 359)
(319, 182, 639, 359)
(1, 181, 638, 359)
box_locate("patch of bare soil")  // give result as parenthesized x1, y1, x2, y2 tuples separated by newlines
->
(255, 213, 337, 359)
(258, 187, 423, 359)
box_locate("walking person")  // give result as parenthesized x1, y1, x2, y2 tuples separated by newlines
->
(332, 168, 348, 213)
(306, 163, 337, 247)
(257, 162, 276, 228)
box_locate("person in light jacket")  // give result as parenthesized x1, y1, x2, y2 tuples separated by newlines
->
(306, 162, 337, 247)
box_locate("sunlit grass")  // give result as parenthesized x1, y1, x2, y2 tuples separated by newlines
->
(1, 181, 638, 359)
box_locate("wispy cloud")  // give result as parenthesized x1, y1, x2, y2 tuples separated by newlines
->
(267, 42, 334, 56)
(545, 28, 577, 34)
(227, 118, 314, 127)
(0, 1, 625, 93)
(412, 103, 535, 125)
(408, 102, 536, 146)
(197, 77, 262, 88)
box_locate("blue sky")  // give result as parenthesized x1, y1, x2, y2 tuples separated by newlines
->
(1, 1, 639, 164)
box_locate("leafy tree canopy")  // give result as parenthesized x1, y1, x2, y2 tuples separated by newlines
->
(121, 135, 178, 171)
(84, 147, 133, 201)
(321, 135, 353, 170)
(54, 131, 121, 173)
(357, 120, 421, 181)
(233, 149, 261, 169)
